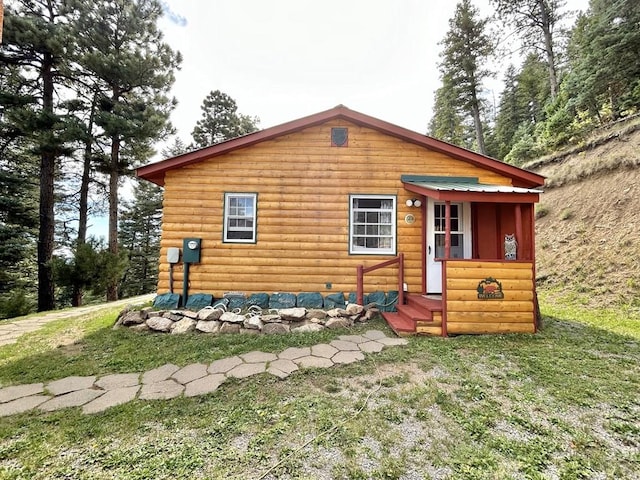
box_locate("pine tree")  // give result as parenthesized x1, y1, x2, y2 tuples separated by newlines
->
(428, 74, 473, 148)
(191, 90, 259, 148)
(437, 0, 495, 155)
(566, 0, 640, 121)
(118, 180, 162, 297)
(0, 0, 73, 311)
(73, 0, 181, 300)
(490, 0, 567, 100)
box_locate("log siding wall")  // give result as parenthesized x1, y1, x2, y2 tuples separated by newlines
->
(444, 260, 536, 334)
(159, 120, 513, 297)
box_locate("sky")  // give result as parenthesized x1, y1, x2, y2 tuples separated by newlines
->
(90, 0, 591, 240)
(155, 0, 591, 151)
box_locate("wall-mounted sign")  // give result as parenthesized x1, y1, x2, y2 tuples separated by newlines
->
(405, 213, 415, 224)
(477, 277, 504, 299)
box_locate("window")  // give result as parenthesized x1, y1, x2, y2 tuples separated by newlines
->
(224, 193, 257, 243)
(434, 202, 464, 258)
(350, 195, 396, 254)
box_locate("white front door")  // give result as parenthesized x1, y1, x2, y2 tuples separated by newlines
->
(426, 200, 472, 293)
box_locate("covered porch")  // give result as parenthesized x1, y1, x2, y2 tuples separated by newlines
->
(381, 176, 542, 336)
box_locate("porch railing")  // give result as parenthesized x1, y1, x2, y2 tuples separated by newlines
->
(356, 253, 404, 307)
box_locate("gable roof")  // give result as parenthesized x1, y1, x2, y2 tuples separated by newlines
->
(137, 105, 545, 188)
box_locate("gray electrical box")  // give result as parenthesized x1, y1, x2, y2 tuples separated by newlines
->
(167, 247, 180, 264)
(182, 238, 202, 263)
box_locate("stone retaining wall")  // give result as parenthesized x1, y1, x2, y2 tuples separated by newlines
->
(115, 302, 379, 335)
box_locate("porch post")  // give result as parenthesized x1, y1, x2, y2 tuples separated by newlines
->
(444, 200, 451, 259)
(515, 203, 523, 259)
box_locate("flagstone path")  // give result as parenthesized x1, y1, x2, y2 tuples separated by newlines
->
(0, 294, 155, 347)
(0, 330, 407, 418)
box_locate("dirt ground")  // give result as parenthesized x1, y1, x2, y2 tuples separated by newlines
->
(531, 129, 640, 308)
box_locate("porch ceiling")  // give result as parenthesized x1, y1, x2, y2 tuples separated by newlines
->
(402, 179, 542, 203)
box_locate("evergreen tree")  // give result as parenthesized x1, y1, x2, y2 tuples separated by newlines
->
(118, 180, 162, 297)
(490, 0, 567, 99)
(437, 0, 495, 154)
(191, 90, 259, 148)
(494, 55, 550, 161)
(0, 67, 39, 317)
(0, 0, 73, 311)
(73, 0, 181, 300)
(566, 0, 640, 122)
(428, 74, 473, 148)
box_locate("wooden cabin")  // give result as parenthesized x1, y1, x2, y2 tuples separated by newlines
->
(137, 106, 544, 336)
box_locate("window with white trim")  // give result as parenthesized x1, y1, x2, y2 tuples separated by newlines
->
(223, 193, 257, 243)
(350, 195, 396, 254)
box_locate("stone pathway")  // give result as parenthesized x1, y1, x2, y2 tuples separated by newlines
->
(0, 294, 155, 347)
(0, 330, 407, 417)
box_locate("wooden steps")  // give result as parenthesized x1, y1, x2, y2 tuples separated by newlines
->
(382, 294, 444, 337)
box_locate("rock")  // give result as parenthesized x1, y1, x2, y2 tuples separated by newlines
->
(296, 292, 324, 309)
(279, 307, 306, 322)
(196, 320, 220, 334)
(324, 292, 346, 309)
(291, 323, 324, 333)
(219, 322, 241, 334)
(326, 318, 353, 329)
(146, 316, 174, 333)
(345, 303, 364, 315)
(367, 291, 386, 309)
(164, 312, 183, 322)
(185, 293, 213, 311)
(326, 308, 342, 318)
(240, 328, 260, 335)
(262, 323, 290, 334)
(171, 318, 196, 334)
(140, 307, 154, 320)
(220, 312, 245, 324)
(181, 310, 198, 319)
(307, 317, 326, 325)
(153, 293, 181, 309)
(197, 306, 216, 321)
(225, 294, 246, 310)
(363, 308, 379, 321)
(306, 309, 327, 320)
(269, 292, 296, 310)
(247, 293, 269, 309)
(244, 316, 263, 330)
(260, 314, 282, 323)
(212, 298, 229, 309)
(130, 323, 150, 333)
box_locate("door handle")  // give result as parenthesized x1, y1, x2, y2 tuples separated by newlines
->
(428, 246, 431, 254)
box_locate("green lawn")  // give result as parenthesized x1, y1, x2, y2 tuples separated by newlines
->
(0, 299, 638, 479)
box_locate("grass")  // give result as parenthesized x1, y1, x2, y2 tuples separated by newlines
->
(1, 298, 639, 479)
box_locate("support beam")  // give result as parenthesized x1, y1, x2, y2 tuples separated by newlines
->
(445, 200, 451, 259)
(515, 203, 523, 259)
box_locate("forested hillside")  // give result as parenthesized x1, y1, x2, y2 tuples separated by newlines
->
(529, 117, 640, 308)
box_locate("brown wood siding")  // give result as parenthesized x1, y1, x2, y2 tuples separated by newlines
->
(444, 260, 535, 334)
(159, 120, 514, 297)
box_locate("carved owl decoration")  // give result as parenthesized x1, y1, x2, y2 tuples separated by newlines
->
(504, 234, 517, 260)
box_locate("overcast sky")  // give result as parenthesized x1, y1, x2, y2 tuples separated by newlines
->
(156, 0, 591, 152)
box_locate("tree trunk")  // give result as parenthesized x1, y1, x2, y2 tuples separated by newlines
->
(72, 97, 96, 307)
(37, 52, 55, 312)
(538, 0, 558, 100)
(470, 89, 486, 155)
(106, 133, 120, 301)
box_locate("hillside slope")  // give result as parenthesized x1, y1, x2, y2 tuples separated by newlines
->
(527, 126, 640, 308)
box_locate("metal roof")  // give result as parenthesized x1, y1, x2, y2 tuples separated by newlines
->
(404, 180, 543, 195)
